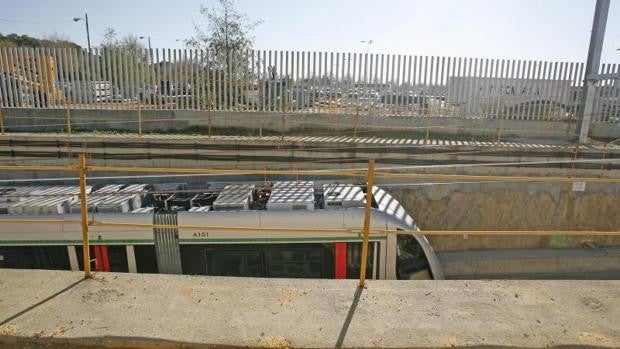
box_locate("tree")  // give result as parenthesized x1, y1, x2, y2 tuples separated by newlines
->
(185, 0, 262, 108)
(100, 27, 119, 49)
(0, 32, 80, 48)
(97, 27, 148, 98)
(40, 32, 81, 48)
(186, 0, 261, 56)
(99, 27, 145, 54)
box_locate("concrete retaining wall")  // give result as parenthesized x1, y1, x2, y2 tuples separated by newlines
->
(388, 182, 620, 251)
(3, 107, 618, 141)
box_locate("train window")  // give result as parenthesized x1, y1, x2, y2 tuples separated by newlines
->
(396, 234, 431, 280)
(134, 245, 158, 273)
(75, 245, 129, 273)
(0, 246, 70, 270)
(107, 246, 129, 272)
(346, 242, 374, 279)
(74, 246, 86, 270)
(180, 245, 208, 275)
(266, 248, 323, 278)
(206, 250, 264, 277)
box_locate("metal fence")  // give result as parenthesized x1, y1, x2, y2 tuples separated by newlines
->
(0, 47, 618, 122)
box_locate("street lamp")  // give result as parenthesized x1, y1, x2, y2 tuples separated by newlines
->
(72, 13, 91, 52)
(361, 40, 373, 55)
(139, 36, 152, 51)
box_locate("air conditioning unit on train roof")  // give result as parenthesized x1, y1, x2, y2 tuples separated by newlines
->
(94, 184, 125, 194)
(267, 181, 315, 211)
(323, 184, 365, 209)
(119, 184, 150, 210)
(272, 181, 314, 189)
(4, 186, 50, 203)
(70, 184, 123, 213)
(96, 195, 134, 213)
(213, 184, 254, 211)
(131, 207, 154, 214)
(15, 196, 72, 215)
(4, 186, 89, 215)
(188, 206, 212, 212)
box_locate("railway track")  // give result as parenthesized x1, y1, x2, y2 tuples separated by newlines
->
(1, 132, 619, 172)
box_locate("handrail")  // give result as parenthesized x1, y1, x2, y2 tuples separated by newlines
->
(0, 156, 619, 284)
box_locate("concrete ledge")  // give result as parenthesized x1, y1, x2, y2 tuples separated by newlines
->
(0, 269, 619, 348)
(0, 107, 604, 142)
(438, 247, 620, 279)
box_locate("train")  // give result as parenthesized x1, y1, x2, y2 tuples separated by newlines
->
(0, 181, 444, 280)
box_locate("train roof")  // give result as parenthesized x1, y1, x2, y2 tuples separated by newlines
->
(0, 181, 417, 229)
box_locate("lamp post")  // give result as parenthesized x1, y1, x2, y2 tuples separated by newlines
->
(361, 39, 373, 55)
(72, 13, 91, 52)
(139, 36, 152, 52)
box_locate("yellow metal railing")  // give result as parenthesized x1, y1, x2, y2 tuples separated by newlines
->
(1, 156, 620, 287)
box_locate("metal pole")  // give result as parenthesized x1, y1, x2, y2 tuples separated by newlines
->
(280, 98, 285, 141)
(496, 110, 505, 144)
(0, 107, 4, 135)
(577, 0, 609, 143)
(208, 101, 213, 139)
(85, 13, 91, 53)
(358, 159, 375, 288)
(353, 106, 359, 139)
(66, 106, 72, 137)
(78, 154, 92, 278)
(137, 102, 142, 136)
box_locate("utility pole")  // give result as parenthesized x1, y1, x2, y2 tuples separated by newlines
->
(576, 0, 610, 143)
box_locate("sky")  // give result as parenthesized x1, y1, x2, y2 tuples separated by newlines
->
(0, 0, 618, 63)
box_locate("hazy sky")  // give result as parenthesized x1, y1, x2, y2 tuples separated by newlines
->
(1, 0, 619, 63)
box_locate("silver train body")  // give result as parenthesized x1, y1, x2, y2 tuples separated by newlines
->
(0, 183, 443, 280)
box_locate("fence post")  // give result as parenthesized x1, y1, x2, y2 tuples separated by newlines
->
(78, 154, 92, 279)
(359, 159, 375, 288)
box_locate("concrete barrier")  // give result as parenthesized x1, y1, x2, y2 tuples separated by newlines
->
(4, 107, 618, 142)
(0, 269, 619, 348)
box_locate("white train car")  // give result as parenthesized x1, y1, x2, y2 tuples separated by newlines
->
(0, 182, 443, 280)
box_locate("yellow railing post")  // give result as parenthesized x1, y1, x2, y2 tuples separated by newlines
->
(496, 111, 505, 144)
(353, 106, 359, 139)
(280, 99, 286, 142)
(358, 159, 375, 288)
(78, 154, 92, 278)
(137, 102, 143, 137)
(0, 107, 5, 135)
(65, 106, 72, 137)
(208, 101, 213, 139)
(564, 112, 574, 145)
(424, 101, 432, 144)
